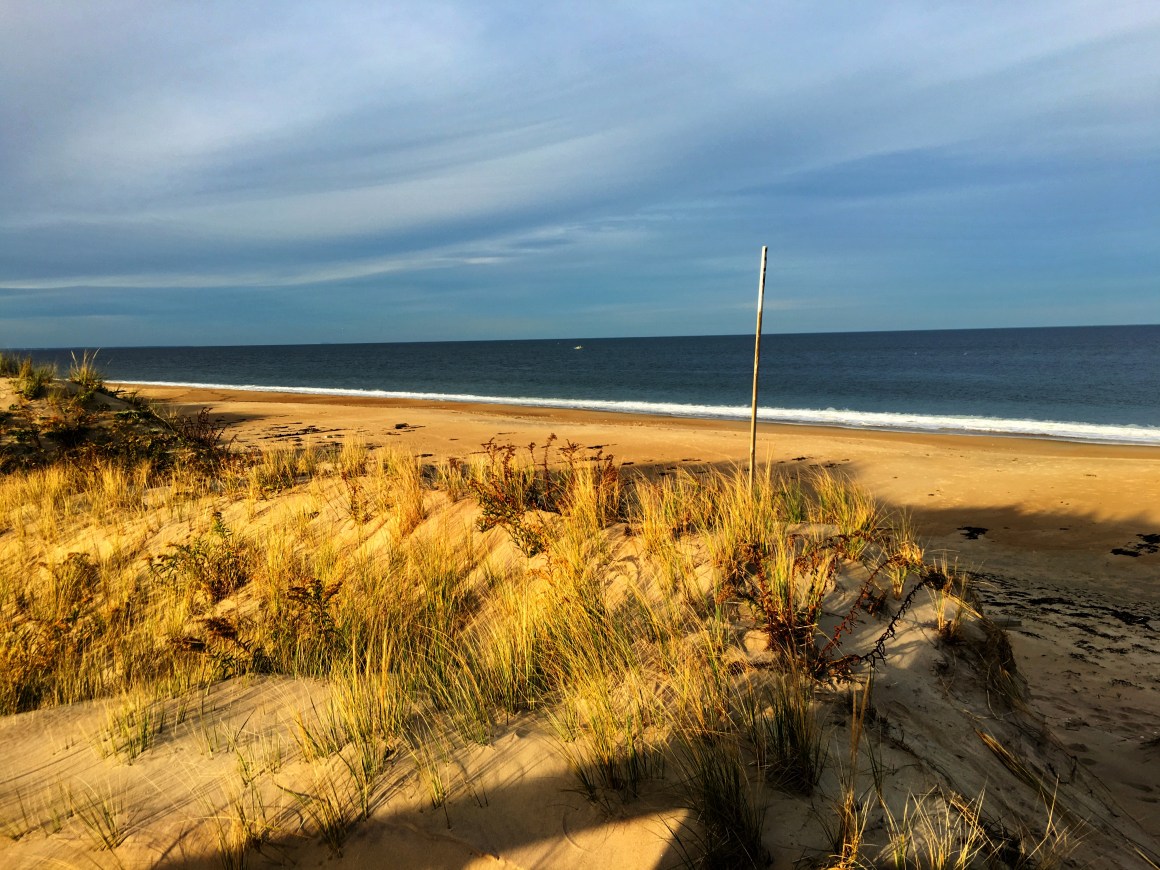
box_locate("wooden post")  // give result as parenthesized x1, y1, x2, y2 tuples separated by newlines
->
(749, 246, 768, 490)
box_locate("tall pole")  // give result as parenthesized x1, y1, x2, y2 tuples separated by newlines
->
(749, 246, 768, 490)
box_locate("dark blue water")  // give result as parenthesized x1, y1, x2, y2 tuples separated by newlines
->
(16, 326, 1160, 444)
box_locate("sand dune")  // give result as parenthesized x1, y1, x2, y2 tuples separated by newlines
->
(0, 383, 1156, 868)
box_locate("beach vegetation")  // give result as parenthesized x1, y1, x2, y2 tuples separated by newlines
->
(207, 774, 278, 870)
(0, 352, 23, 377)
(11, 357, 58, 400)
(469, 435, 621, 555)
(97, 689, 168, 762)
(1, 363, 238, 474)
(0, 361, 1115, 866)
(153, 512, 254, 607)
(738, 671, 827, 794)
(246, 444, 313, 498)
(880, 790, 988, 869)
(69, 781, 130, 850)
(674, 731, 769, 868)
(67, 349, 106, 397)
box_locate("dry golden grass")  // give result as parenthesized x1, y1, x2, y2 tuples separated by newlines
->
(0, 399, 1094, 867)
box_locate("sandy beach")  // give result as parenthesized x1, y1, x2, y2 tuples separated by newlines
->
(2, 380, 1158, 868)
(8, 3, 1159, 865)
(140, 385, 1160, 831)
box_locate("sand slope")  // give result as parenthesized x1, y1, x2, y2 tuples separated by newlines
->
(1, 385, 1157, 868)
(139, 385, 1160, 833)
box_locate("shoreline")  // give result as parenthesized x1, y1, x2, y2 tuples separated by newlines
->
(125, 383, 1160, 546)
(114, 381, 1160, 449)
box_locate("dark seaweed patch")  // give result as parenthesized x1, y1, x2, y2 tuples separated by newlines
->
(1111, 533, 1160, 557)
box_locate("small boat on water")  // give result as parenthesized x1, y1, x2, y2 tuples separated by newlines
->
(573, 345, 583, 350)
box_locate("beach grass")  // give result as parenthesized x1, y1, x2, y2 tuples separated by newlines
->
(0, 367, 1108, 867)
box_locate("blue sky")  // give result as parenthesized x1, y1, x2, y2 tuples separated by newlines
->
(2, 1, 1158, 347)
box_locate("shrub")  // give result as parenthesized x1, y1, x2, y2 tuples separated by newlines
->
(12, 357, 57, 400)
(152, 513, 253, 606)
(468, 436, 622, 556)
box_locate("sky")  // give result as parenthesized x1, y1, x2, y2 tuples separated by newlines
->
(2, 2, 1159, 347)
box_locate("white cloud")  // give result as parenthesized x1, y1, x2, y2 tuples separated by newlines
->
(2, 1, 1159, 341)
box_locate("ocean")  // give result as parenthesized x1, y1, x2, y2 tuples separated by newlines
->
(17, 325, 1160, 445)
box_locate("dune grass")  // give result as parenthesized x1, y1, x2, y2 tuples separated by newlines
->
(0, 367, 1090, 867)
(12, 357, 58, 401)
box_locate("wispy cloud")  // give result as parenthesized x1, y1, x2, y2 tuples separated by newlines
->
(2, 1, 1158, 345)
